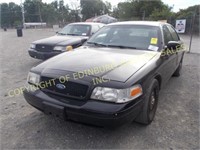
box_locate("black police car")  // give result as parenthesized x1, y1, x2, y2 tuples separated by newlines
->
(28, 22, 104, 60)
(24, 21, 185, 127)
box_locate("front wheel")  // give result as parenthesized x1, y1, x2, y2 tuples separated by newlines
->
(135, 79, 159, 125)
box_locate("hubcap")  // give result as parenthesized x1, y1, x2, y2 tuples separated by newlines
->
(150, 92, 156, 110)
(148, 89, 158, 121)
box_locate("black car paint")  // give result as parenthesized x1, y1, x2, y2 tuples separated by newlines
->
(29, 35, 87, 59)
(24, 22, 185, 127)
(28, 23, 103, 60)
(32, 35, 88, 46)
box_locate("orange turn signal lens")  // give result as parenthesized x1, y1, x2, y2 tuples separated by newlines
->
(130, 86, 142, 97)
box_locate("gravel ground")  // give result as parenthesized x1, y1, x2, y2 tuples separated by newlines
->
(179, 34, 200, 54)
(0, 29, 199, 149)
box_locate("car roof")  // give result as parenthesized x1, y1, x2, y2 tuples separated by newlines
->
(69, 22, 105, 26)
(108, 21, 170, 27)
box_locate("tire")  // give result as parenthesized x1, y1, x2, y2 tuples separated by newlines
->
(173, 59, 183, 77)
(135, 79, 159, 125)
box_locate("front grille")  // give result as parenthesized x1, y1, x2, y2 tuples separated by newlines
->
(35, 44, 53, 52)
(40, 76, 89, 99)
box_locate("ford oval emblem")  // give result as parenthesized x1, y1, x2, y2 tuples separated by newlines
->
(56, 84, 66, 90)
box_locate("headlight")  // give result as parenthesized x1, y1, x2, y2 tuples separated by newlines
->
(27, 72, 40, 85)
(53, 46, 73, 51)
(90, 85, 143, 103)
(30, 44, 36, 49)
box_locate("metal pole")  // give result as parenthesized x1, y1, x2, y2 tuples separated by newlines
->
(38, 2, 42, 23)
(21, 0, 25, 28)
(142, 10, 145, 21)
(189, 6, 197, 53)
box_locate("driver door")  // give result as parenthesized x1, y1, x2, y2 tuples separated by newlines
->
(161, 25, 177, 83)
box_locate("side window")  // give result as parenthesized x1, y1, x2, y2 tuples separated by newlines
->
(163, 25, 173, 44)
(91, 25, 100, 35)
(167, 25, 180, 41)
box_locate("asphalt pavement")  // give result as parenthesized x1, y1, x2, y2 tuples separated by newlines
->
(0, 29, 199, 149)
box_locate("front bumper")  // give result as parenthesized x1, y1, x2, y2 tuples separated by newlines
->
(28, 49, 61, 60)
(23, 90, 144, 127)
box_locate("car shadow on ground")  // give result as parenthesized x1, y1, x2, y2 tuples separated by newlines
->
(13, 110, 149, 149)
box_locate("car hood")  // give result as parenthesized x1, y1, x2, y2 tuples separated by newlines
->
(35, 47, 159, 83)
(33, 35, 88, 45)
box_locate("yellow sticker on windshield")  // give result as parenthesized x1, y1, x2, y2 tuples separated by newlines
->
(150, 38, 158, 45)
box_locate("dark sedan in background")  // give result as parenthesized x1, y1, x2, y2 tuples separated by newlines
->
(28, 22, 104, 60)
(24, 21, 185, 127)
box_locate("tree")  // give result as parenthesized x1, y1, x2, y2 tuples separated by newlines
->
(0, 2, 22, 27)
(112, 0, 172, 21)
(57, 0, 70, 26)
(150, 5, 173, 21)
(68, 9, 81, 22)
(103, 1, 111, 14)
(24, 0, 42, 22)
(112, 2, 135, 20)
(80, 0, 111, 21)
(1, 3, 10, 27)
(41, 2, 58, 24)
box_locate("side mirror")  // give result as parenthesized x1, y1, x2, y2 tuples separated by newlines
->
(167, 41, 180, 50)
(56, 31, 58, 34)
(161, 41, 181, 58)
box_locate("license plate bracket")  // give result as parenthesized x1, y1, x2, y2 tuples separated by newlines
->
(43, 102, 66, 120)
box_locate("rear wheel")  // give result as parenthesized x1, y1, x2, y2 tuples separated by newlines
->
(135, 79, 159, 125)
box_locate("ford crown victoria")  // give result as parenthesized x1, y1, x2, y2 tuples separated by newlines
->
(28, 22, 104, 60)
(24, 21, 185, 127)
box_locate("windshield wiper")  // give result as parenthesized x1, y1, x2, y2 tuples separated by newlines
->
(57, 33, 67, 35)
(87, 42, 108, 47)
(67, 33, 79, 36)
(87, 42, 137, 49)
(107, 45, 137, 49)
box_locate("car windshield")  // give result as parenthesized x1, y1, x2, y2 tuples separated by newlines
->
(58, 24, 91, 36)
(86, 25, 161, 51)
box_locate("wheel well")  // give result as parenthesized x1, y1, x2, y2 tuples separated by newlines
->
(154, 75, 162, 90)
